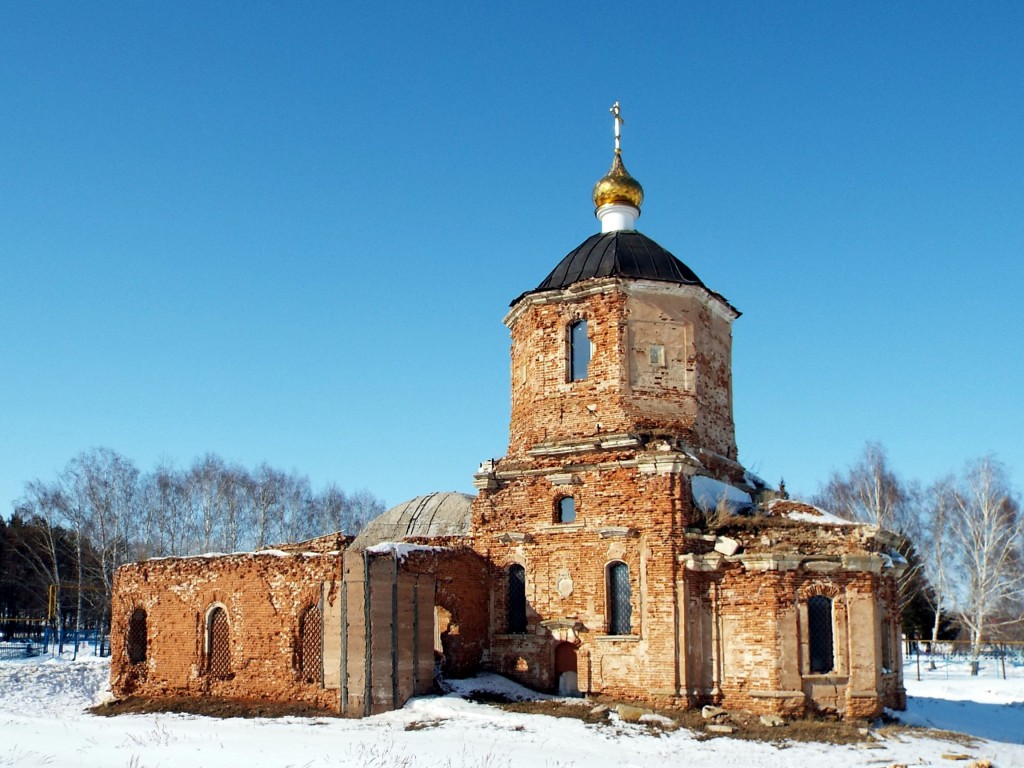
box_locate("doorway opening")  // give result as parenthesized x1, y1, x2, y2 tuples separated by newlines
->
(434, 605, 455, 681)
(554, 642, 580, 697)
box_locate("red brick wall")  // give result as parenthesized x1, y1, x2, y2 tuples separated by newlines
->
(680, 543, 905, 718)
(110, 552, 342, 710)
(506, 281, 738, 461)
(394, 546, 491, 677)
(474, 452, 905, 717)
(508, 288, 632, 456)
(473, 459, 692, 697)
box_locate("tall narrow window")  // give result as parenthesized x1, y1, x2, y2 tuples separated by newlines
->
(126, 608, 147, 664)
(607, 562, 632, 635)
(508, 564, 527, 633)
(881, 619, 893, 673)
(207, 606, 232, 678)
(807, 596, 834, 674)
(557, 496, 576, 524)
(299, 604, 323, 683)
(569, 320, 590, 381)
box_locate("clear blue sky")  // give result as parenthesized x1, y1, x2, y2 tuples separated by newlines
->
(2, 1, 1022, 515)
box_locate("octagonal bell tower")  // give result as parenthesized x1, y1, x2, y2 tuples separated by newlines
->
(501, 106, 741, 466)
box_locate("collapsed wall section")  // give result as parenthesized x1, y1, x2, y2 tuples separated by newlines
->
(109, 543, 490, 717)
(679, 517, 907, 718)
(329, 545, 489, 715)
(337, 549, 436, 716)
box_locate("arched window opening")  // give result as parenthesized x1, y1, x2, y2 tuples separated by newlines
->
(557, 496, 576, 524)
(569, 320, 590, 381)
(299, 604, 323, 684)
(126, 608, 147, 664)
(807, 595, 834, 674)
(508, 564, 527, 633)
(606, 562, 632, 635)
(206, 606, 232, 679)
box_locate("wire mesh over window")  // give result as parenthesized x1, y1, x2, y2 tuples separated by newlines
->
(207, 607, 231, 679)
(299, 604, 323, 684)
(508, 565, 527, 633)
(807, 596, 834, 674)
(126, 608, 147, 664)
(607, 562, 632, 635)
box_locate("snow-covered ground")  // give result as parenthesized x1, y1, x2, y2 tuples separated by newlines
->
(1, 652, 1022, 768)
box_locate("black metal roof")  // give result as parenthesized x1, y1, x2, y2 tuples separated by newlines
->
(514, 231, 708, 306)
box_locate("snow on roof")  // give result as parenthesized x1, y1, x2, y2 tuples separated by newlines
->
(140, 548, 336, 563)
(765, 499, 858, 525)
(364, 542, 447, 560)
(742, 469, 769, 490)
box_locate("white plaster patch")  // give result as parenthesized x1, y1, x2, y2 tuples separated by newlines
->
(556, 576, 574, 598)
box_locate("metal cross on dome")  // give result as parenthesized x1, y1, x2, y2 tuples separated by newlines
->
(610, 101, 624, 153)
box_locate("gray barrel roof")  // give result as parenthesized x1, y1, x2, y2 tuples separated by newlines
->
(350, 491, 474, 550)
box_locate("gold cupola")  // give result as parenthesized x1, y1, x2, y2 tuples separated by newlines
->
(593, 102, 643, 232)
(592, 150, 644, 210)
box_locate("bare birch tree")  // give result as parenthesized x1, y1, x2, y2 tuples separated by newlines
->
(813, 442, 924, 625)
(918, 476, 956, 668)
(188, 454, 227, 553)
(314, 484, 349, 536)
(218, 463, 250, 552)
(50, 480, 86, 648)
(12, 481, 70, 640)
(949, 456, 1023, 674)
(279, 473, 308, 544)
(248, 464, 286, 549)
(148, 463, 192, 556)
(61, 449, 140, 636)
(345, 489, 385, 533)
(815, 442, 914, 530)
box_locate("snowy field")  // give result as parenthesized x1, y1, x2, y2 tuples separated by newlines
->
(1, 653, 1022, 768)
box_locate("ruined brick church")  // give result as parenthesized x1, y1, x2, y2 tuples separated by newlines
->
(111, 107, 907, 719)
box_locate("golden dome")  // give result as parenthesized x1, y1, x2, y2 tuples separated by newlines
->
(592, 150, 644, 210)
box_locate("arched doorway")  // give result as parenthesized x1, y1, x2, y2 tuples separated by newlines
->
(554, 642, 580, 697)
